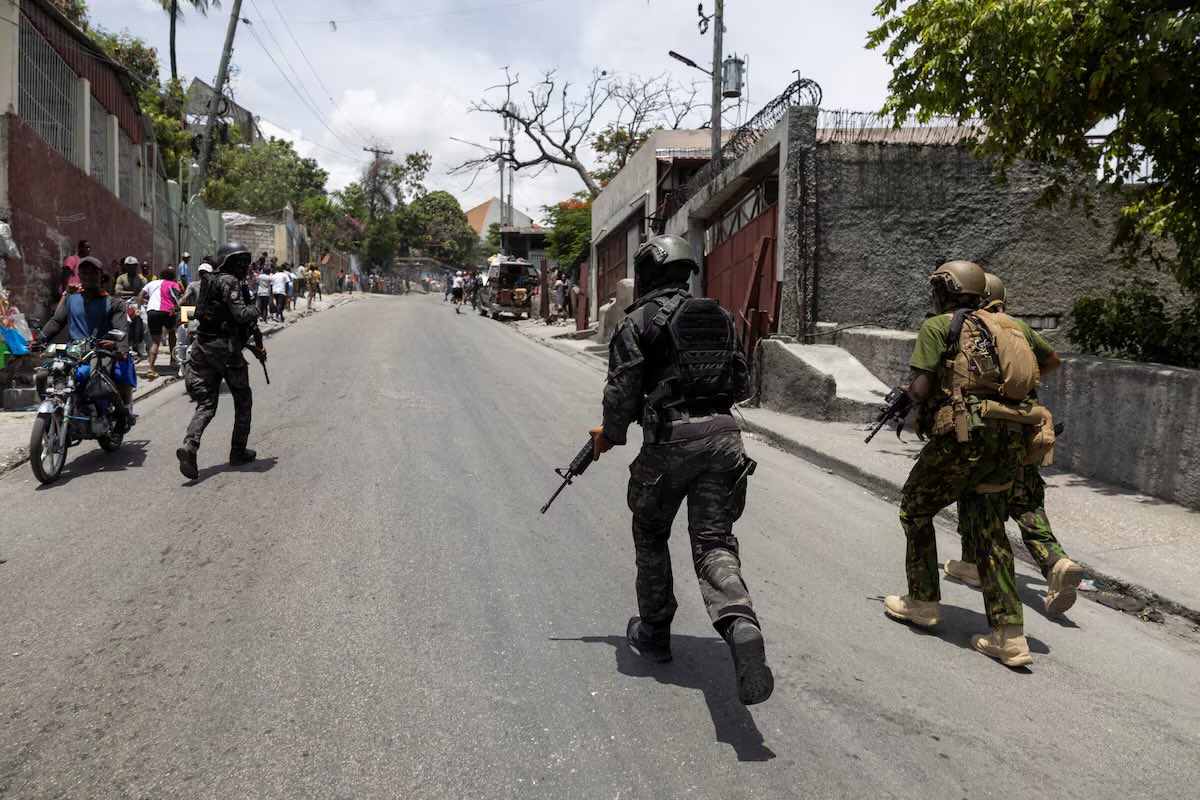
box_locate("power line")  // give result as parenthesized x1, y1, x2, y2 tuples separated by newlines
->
(263, 0, 374, 146)
(246, 0, 353, 149)
(241, 20, 361, 154)
(257, 116, 366, 163)
(266, 0, 548, 25)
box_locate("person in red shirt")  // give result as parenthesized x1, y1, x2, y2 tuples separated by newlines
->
(61, 240, 90, 298)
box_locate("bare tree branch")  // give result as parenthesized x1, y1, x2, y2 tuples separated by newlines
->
(450, 67, 706, 198)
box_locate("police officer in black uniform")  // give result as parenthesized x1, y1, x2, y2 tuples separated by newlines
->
(176, 241, 265, 480)
(589, 234, 773, 705)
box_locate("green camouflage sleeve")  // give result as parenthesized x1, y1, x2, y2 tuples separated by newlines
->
(601, 317, 645, 446)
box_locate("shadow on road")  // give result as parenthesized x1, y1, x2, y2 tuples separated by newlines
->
(34, 439, 150, 489)
(552, 633, 776, 763)
(186, 456, 279, 485)
(872, 595, 1050, 668)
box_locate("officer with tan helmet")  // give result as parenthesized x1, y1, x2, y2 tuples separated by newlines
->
(945, 273, 1085, 615)
(883, 260, 1047, 667)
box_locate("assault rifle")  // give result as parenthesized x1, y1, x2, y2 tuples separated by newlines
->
(865, 387, 913, 444)
(248, 325, 269, 385)
(540, 440, 596, 514)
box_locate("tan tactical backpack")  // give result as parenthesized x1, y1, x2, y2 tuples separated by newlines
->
(946, 308, 1040, 401)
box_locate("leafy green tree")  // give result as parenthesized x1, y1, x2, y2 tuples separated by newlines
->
(869, 0, 1200, 366)
(485, 221, 502, 251)
(202, 134, 328, 216)
(542, 193, 593, 266)
(412, 191, 478, 266)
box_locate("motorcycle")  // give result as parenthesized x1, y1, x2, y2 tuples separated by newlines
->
(30, 331, 130, 484)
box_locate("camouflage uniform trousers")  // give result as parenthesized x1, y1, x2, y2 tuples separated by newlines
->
(956, 463, 1068, 578)
(626, 430, 757, 638)
(900, 427, 1026, 628)
(183, 338, 253, 453)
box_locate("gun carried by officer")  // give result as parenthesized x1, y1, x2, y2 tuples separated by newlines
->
(540, 440, 597, 514)
(249, 324, 269, 384)
(865, 387, 913, 444)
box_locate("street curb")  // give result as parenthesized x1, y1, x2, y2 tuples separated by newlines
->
(739, 414, 1200, 627)
(0, 295, 360, 482)
(519, 327, 608, 374)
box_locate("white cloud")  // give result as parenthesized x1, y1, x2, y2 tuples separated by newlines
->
(88, 0, 897, 222)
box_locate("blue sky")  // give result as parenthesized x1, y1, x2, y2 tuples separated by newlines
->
(90, 0, 897, 220)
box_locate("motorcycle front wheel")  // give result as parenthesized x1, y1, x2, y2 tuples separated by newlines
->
(30, 412, 67, 483)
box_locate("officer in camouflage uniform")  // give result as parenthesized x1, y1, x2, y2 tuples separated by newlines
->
(176, 241, 266, 480)
(883, 260, 1041, 668)
(945, 273, 1084, 615)
(589, 234, 773, 705)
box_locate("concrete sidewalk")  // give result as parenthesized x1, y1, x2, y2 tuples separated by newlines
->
(514, 320, 1200, 623)
(0, 292, 360, 476)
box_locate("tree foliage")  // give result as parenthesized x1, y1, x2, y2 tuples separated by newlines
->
(202, 134, 328, 216)
(869, 0, 1200, 365)
(542, 193, 593, 267)
(411, 191, 478, 266)
(1070, 281, 1200, 367)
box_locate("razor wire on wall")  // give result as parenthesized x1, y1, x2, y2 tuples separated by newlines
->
(816, 110, 982, 145)
(673, 77, 823, 210)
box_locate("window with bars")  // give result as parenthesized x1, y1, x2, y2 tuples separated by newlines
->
(17, 14, 78, 166)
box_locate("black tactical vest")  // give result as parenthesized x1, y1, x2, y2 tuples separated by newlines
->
(194, 274, 236, 338)
(640, 291, 739, 419)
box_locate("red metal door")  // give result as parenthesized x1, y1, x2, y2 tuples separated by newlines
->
(703, 204, 779, 353)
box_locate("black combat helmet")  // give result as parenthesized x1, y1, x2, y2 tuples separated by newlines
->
(633, 234, 699, 293)
(215, 241, 252, 276)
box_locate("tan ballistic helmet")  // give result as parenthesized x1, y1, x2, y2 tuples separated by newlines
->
(984, 272, 1008, 306)
(929, 260, 986, 298)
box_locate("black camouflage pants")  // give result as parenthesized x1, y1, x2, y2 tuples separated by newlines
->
(184, 339, 252, 453)
(626, 431, 757, 635)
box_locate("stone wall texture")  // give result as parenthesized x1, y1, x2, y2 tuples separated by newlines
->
(1038, 355, 1200, 510)
(811, 141, 1138, 335)
(4, 115, 153, 318)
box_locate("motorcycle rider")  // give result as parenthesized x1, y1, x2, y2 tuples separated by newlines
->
(35, 256, 136, 431)
(176, 241, 266, 480)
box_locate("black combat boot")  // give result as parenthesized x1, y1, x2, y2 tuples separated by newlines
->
(721, 617, 774, 705)
(176, 445, 199, 480)
(626, 616, 672, 663)
(229, 448, 257, 466)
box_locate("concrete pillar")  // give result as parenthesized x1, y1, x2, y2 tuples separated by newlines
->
(0, 1, 17, 116)
(106, 114, 119, 194)
(687, 220, 705, 297)
(73, 78, 90, 173)
(133, 142, 146, 217)
(778, 106, 819, 338)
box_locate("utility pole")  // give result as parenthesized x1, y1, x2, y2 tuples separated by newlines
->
(362, 146, 394, 224)
(489, 136, 507, 226)
(506, 114, 515, 228)
(710, 0, 724, 161)
(195, 0, 244, 192)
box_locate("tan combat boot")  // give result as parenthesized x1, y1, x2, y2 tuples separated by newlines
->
(943, 560, 982, 588)
(972, 625, 1033, 667)
(883, 595, 944, 627)
(1044, 558, 1085, 615)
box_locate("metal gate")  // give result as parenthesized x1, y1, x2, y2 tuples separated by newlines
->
(595, 228, 628, 309)
(703, 203, 779, 358)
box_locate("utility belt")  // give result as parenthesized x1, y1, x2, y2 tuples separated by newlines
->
(928, 394, 1044, 443)
(643, 407, 734, 443)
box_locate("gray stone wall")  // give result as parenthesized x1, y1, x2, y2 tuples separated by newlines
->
(811, 142, 1140, 337)
(226, 222, 276, 262)
(1039, 355, 1200, 510)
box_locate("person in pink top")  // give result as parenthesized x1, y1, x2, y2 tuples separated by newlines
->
(138, 266, 182, 379)
(60, 239, 90, 298)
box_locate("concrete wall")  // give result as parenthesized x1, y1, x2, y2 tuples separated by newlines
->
(809, 323, 1200, 510)
(226, 221, 277, 263)
(1039, 356, 1200, 510)
(811, 142, 1140, 334)
(4, 114, 153, 317)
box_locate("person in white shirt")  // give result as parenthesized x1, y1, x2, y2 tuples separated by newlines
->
(256, 267, 274, 322)
(271, 267, 291, 322)
(451, 272, 465, 314)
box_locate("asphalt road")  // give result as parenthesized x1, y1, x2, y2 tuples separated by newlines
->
(2, 294, 1198, 800)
